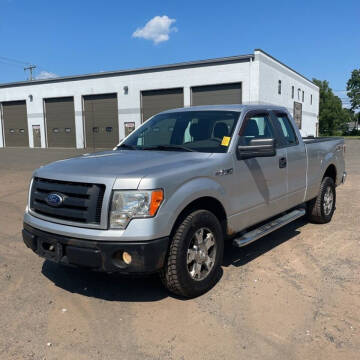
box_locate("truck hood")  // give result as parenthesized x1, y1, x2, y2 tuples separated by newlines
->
(34, 150, 213, 189)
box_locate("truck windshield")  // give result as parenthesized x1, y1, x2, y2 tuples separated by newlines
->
(118, 110, 240, 153)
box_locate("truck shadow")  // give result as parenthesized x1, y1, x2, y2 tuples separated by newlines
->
(41, 261, 170, 302)
(222, 217, 307, 267)
(41, 217, 307, 302)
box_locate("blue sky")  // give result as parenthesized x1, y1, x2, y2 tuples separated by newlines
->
(0, 0, 359, 105)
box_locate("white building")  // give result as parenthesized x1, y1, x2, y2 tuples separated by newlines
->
(0, 49, 319, 149)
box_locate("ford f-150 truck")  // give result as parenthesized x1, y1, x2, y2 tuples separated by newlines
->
(23, 105, 346, 297)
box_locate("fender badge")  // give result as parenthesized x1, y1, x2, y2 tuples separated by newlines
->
(215, 168, 233, 176)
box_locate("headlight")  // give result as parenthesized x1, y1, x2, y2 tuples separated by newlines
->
(109, 189, 164, 229)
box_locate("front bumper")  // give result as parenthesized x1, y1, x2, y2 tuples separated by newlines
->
(22, 224, 169, 274)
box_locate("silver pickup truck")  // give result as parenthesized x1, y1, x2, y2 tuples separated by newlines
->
(23, 105, 346, 297)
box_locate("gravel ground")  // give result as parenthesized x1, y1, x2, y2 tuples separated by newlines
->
(0, 142, 359, 360)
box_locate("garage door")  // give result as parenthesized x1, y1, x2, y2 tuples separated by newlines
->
(141, 88, 184, 122)
(191, 83, 242, 106)
(45, 97, 76, 148)
(83, 93, 119, 149)
(2, 100, 29, 147)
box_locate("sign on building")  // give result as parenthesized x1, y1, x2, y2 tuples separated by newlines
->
(124, 122, 135, 137)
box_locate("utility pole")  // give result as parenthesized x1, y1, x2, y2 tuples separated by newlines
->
(24, 64, 36, 80)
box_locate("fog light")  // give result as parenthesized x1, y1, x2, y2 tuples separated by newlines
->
(122, 251, 132, 265)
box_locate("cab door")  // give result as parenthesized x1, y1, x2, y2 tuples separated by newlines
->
(230, 110, 288, 231)
(270, 111, 307, 208)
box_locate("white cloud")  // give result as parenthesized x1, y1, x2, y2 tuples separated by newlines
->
(132, 15, 177, 44)
(36, 71, 58, 80)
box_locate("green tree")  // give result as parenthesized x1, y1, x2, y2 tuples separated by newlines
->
(347, 69, 360, 130)
(347, 69, 360, 111)
(313, 79, 348, 135)
(343, 107, 356, 124)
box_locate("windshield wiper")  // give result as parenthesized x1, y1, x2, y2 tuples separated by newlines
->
(141, 145, 195, 152)
(117, 143, 137, 150)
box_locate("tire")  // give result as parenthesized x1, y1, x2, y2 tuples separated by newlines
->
(307, 176, 336, 224)
(160, 209, 224, 298)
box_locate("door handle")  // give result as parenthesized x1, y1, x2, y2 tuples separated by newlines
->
(279, 157, 287, 168)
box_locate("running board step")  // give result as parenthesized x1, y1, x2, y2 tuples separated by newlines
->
(232, 208, 306, 248)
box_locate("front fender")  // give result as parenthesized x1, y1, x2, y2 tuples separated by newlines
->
(158, 177, 227, 235)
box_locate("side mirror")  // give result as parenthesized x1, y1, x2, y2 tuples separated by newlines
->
(237, 138, 276, 160)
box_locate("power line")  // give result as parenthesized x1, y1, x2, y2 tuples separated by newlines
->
(0, 59, 38, 81)
(0, 60, 27, 68)
(335, 90, 360, 94)
(0, 55, 30, 65)
(0, 55, 56, 81)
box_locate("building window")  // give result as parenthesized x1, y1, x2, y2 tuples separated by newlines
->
(302, 91, 304, 102)
(278, 80, 282, 95)
(291, 86, 294, 99)
(311, 94, 313, 105)
(298, 88, 301, 100)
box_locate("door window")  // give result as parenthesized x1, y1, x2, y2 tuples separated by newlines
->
(239, 114, 274, 145)
(183, 118, 197, 143)
(274, 114, 297, 146)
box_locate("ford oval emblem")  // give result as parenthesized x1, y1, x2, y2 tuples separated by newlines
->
(46, 193, 64, 207)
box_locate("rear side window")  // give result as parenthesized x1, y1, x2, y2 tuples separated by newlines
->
(274, 114, 297, 146)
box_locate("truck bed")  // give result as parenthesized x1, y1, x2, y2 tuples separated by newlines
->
(302, 136, 343, 144)
(303, 136, 345, 202)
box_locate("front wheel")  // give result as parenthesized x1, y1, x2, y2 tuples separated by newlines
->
(160, 209, 224, 298)
(307, 176, 336, 224)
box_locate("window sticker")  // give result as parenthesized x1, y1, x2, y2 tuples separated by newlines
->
(221, 136, 231, 146)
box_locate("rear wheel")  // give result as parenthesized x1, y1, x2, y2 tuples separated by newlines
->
(307, 176, 336, 224)
(160, 209, 224, 298)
